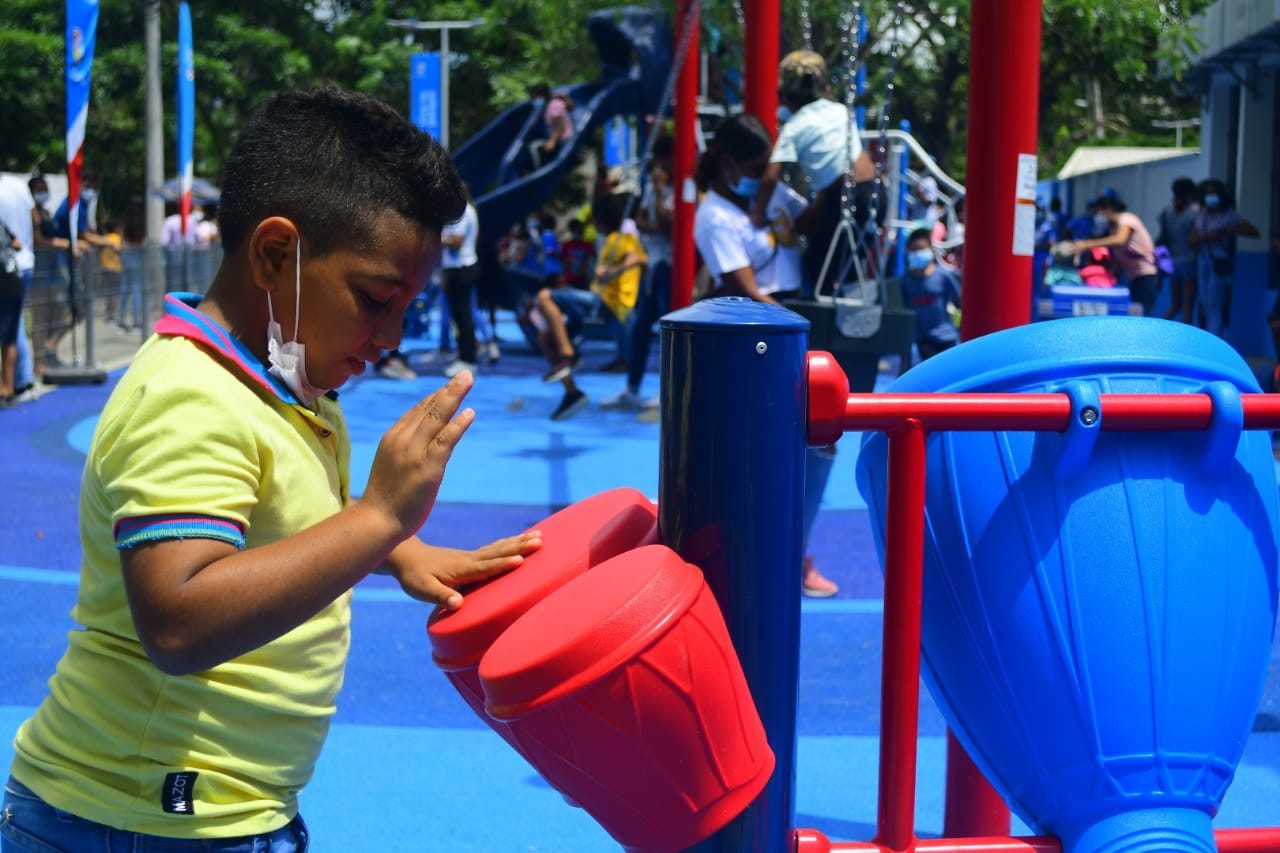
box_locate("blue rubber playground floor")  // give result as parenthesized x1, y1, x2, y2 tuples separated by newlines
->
(2, 319, 1279, 851)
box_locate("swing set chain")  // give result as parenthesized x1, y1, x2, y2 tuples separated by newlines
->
(838, 0, 862, 215)
(620, 0, 701, 224)
(866, 0, 906, 234)
(801, 0, 814, 50)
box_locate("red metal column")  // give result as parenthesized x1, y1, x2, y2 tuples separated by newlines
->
(947, 0, 1043, 836)
(875, 421, 929, 852)
(670, 0, 701, 309)
(742, 0, 779, 134)
(959, 0, 1042, 341)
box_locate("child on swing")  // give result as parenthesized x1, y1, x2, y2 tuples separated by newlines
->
(748, 50, 879, 294)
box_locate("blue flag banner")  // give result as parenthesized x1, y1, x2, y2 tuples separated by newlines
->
(65, 0, 99, 245)
(178, 2, 195, 237)
(410, 52, 441, 141)
(604, 117, 631, 168)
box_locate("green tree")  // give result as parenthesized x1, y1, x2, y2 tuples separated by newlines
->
(0, 0, 1214, 215)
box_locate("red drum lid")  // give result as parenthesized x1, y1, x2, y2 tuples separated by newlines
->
(427, 487, 658, 668)
(480, 545, 705, 720)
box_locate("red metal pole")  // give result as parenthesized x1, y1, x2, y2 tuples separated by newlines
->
(792, 827, 1280, 852)
(742, 0, 779, 135)
(874, 421, 928, 852)
(670, 0, 701, 310)
(959, 0, 1042, 341)
(946, 0, 1043, 836)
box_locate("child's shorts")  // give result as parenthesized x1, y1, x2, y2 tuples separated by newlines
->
(0, 296, 23, 346)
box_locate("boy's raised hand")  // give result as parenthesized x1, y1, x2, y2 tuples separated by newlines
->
(360, 371, 476, 541)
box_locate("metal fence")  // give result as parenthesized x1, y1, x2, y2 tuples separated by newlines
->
(24, 242, 222, 374)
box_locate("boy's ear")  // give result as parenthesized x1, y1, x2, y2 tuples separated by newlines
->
(248, 216, 300, 294)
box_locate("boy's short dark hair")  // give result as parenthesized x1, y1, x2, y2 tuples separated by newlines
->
(218, 86, 466, 256)
(907, 227, 933, 246)
(567, 218, 585, 235)
(1171, 177, 1196, 199)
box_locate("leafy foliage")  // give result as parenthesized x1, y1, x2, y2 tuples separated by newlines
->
(0, 0, 1213, 214)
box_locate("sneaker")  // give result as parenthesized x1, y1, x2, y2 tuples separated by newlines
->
(375, 358, 417, 380)
(443, 359, 476, 378)
(550, 389, 589, 421)
(542, 358, 574, 384)
(802, 556, 839, 598)
(601, 388, 643, 410)
(484, 342, 501, 365)
(600, 356, 628, 373)
(12, 383, 39, 403)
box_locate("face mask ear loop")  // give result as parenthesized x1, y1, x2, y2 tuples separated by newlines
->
(292, 238, 302, 342)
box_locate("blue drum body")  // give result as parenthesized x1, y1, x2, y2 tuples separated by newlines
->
(856, 317, 1279, 852)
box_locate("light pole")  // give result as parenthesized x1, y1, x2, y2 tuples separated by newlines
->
(387, 16, 483, 149)
(1152, 118, 1201, 149)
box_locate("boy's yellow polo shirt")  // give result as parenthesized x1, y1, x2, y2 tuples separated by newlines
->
(11, 294, 354, 838)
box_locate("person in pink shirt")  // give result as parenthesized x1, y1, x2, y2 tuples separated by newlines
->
(1071, 194, 1159, 315)
(528, 83, 575, 170)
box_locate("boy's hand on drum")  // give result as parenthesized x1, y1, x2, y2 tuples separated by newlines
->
(360, 372, 475, 540)
(393, 534, 544, 610)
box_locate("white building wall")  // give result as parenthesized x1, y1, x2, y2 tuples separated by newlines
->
(1225, 67, 1278, 358)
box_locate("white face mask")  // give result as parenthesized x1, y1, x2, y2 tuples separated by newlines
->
(266, 238, 327, 406)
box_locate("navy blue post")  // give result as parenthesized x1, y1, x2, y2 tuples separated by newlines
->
(658, 297, 809, 853)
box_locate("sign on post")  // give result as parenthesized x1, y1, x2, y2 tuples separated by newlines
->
(410, 51, 441, 141)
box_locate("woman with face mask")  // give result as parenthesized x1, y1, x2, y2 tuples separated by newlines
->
(1070, 194, 1161, 317)
(692, 113, 783, 303)
(692, 112, 841, 599)
(1189, 179, 1260, 338)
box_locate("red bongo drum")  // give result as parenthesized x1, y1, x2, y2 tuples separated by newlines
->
(427, 488, 658, 754)
(479, 545, 774, 852)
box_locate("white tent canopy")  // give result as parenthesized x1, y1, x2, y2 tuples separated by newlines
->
(1056, 147, 1201, 181)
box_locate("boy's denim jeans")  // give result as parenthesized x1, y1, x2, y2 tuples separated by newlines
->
(2, 777, 309, 852)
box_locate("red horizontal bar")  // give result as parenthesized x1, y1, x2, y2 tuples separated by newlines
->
(798, 826, 1280, 852)
(842, 392, 1280, 433)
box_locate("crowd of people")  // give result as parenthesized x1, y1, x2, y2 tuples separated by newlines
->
(1031, 179, 1275, 354)
(0, 170, 227, 409)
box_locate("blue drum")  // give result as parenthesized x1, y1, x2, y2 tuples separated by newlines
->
(856, 317, 1278, 852)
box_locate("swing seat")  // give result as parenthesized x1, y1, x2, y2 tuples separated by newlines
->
(785, 277, 915, 393)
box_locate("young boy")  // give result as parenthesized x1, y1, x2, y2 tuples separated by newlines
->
(1, 87, 540, 850)
(534, 193, 646, 420)
(559, 218, 596, 291)
(899, 227, 961, 362)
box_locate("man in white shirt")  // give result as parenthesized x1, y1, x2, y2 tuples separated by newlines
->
(0, 175, 40, 400)
(440, 200, 483, 377)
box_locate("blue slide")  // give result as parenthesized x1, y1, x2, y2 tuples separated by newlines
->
(450, 6, 672, 305)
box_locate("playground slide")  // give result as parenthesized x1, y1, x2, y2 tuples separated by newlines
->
(465, 76, 642, 245)
(448, 7, 671, 311)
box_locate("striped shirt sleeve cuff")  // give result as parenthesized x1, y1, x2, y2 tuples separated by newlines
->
(114, 514, 247, 550)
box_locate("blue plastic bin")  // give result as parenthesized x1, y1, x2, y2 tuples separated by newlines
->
(1046, 284, 1133, 318)
(855, 316, 1279, 853)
